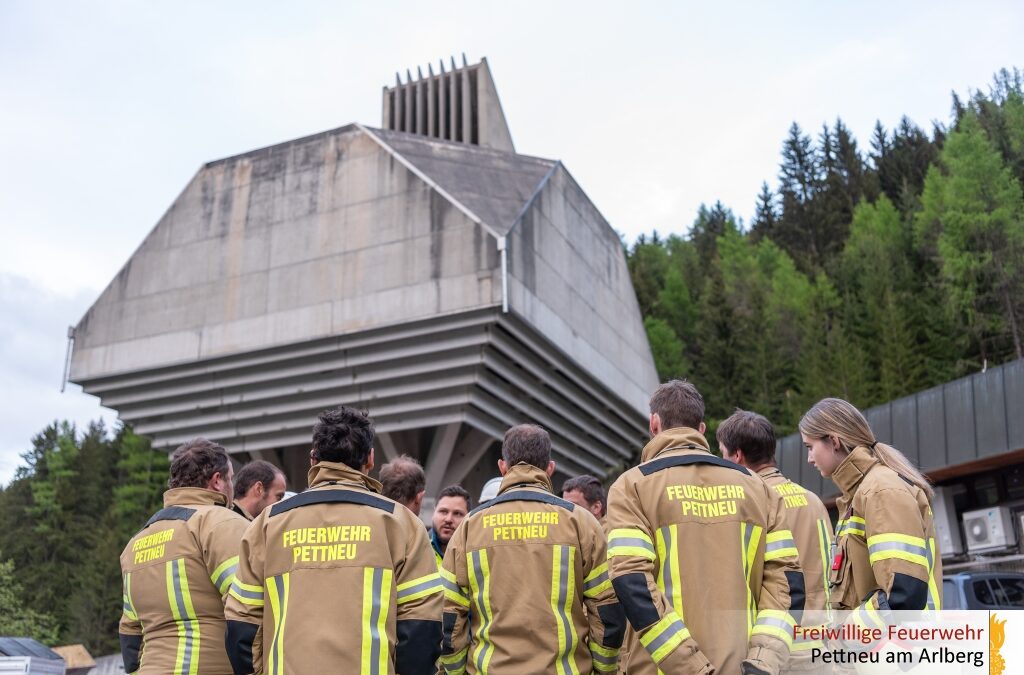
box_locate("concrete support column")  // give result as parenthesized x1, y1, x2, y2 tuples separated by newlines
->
(461, 70, 472, 144)
(377, 432, 400, 463)
(424, 423, 461, 499)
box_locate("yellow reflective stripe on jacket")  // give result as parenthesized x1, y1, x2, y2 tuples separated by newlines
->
(440, 646, 468, 675)
(122, 572, 139, 622)
(210, 555, 239, 595)
(607, 528, 656, 561)
(765, 529, 798, 561)
(165, 558, 200, 675)
(655, 524, 683, 620)
(468, 549, 495, 674)
(588, 640, 619, 673)
(396, 571, 443, 605)
(229, 579, 265, 607)
(751, 609, 796, 647)
(360, 567, 392, 675)
(551, 545, 580, 675)
(440, 567, 470, 608)
(583, 561, 611, 599)
(740, 522, 763, 636)
(837, 515, 866, 539)
(639, 610, 689, 664)
(267, 573, 292, 675)
(866, 533, 929, 568)
(926, 537, 941, 610)
(816, 519, 832, 616)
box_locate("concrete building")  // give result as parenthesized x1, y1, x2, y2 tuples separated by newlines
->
(777, 358, 1024, 572)
(69, 57, 659, 502)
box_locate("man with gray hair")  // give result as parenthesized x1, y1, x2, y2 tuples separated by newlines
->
(379, 454, 427, 515)
(440, 424, 625, 674)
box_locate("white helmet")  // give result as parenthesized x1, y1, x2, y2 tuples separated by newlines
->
(479, 477, 502, 504)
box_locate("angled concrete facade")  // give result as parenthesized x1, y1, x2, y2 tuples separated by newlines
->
(71, 61, 658, 499)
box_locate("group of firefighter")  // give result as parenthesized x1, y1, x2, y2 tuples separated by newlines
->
(118, 379, 942, 674)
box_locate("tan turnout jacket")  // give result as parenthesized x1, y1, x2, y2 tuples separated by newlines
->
(440, 463, 625, 675)
(829, 446, 942, 616)
(119, 487, 249, 675)
(756, 466, 833, 666)
(606, 428, 803, 675)
(223, 461, 443, 675)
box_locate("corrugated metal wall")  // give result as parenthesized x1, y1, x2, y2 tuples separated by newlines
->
(777, 358, 1024, 499)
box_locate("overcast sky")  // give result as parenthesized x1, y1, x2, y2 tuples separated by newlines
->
(1, 1, 1019, 484)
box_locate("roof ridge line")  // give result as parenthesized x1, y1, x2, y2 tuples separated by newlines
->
(355, 123, 501, 240)
(507, 160, 562, 237)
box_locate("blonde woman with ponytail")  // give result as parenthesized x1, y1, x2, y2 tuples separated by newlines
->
(800, 398, 941, 616)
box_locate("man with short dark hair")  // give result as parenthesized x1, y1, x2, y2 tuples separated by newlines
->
(606, 380, 803, 674)
(429, 485, 471, 566)
(379, 454, 427, 515)
(717, 409, 833, 665)
(118, 438, 248, 675)
(562, 475, 607, 521)
(225, 406, 442, 675)
(440, 424, 625, 674)
(232, 460, 287, 520)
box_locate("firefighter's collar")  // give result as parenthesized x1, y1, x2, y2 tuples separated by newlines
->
(164, 487, 230, 508)
(640, 427, 711, 463)
(830, 445, 878, 496)
(308, 461, 383, 494)
(756, 466, 783, 480)
(497, 463, 553, 496)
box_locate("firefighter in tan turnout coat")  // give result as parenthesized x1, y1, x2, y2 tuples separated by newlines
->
(718, 410, 833, 668)
(224, 406, 442, 675)
(606, 381, 804, 675)
(119, 438, 249, 675)
(440, 424, 626, 675)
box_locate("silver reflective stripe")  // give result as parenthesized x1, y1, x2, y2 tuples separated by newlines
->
(660, 526, 674, 610)
(398, 575, 442, 601)
(170, 560, 196, 675)
(868, 541, 927, 556)
(583, 570, 608, 593)
(755, 615, 791, 632)
(644, 619, 685, 659)
(269, 576, 286, 675)
(743, 523, 754, 553)
(444, 652, 467, 673)
(230, 582, 263, 601)
(214, 564, 237, 592)
(554, 545, 574, 675)
(765, 539, 796, 553)
(608, 537, 655, 552)
(369, 567, 384, 675)
(471, 551, 492, 673)
(591, 650, 616, 666)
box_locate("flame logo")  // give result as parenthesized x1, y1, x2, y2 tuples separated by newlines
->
(991, 613, 1007, 675)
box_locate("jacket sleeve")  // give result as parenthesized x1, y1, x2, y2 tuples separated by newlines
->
(119, 571, 143, 674)
(202, 514, 249, 601)
(861, 487, 933, 610)
(224, 518, 265, 675)
(579, 512, 625, 673)
(394, 511, 443, 675)
(439, 521, 472, 675)
(744, 486, 801, 675)
(605, 476, 715, 674)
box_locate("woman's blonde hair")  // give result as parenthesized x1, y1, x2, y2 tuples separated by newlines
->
(799, 397, 933, 499)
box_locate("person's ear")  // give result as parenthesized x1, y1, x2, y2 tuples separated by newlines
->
(365, 447, 375, 473)
(255, 481, 265, 497)
(649, 413, 661, 437)
(309, 448, 316, 467)
(698, 421, 707, 435)
(545, 460, 556, 477)
(498, 459, 508, 476)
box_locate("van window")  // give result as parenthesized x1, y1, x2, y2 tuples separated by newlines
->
(942, 580, 960, 609)
(973, 580, 995, 606)
(995, 578, 1024, 607)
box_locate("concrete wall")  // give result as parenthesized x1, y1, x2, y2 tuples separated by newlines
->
(506, 165, 659, 415)
(71, 126, 501, 381)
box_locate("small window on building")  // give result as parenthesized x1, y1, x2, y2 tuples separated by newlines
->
(973, 475, 1000, 507)
(995, 578, 1024, 607)
(973, 580, 995, 606)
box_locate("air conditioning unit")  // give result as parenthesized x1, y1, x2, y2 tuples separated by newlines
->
(932, 486, 963, 557)
(963, 506, 1017, 553)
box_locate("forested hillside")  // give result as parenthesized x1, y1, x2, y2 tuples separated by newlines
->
(630, 68, 1024, 435)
